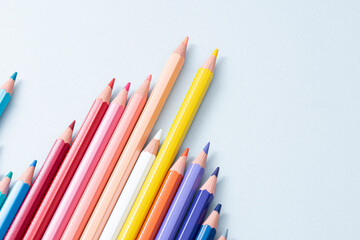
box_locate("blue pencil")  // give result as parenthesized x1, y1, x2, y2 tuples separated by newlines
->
(0, 72, 17, 117)
(0, 160, 36, 238)
(195, 204, 221, 240)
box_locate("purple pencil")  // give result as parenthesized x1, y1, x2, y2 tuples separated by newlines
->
(155, 143, 209, 240)
(176, 167, 219, 240)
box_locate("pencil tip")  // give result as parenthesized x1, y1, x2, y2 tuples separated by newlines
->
(212, 49, 219, 58)
(108, 78, 115, 89)
(154, 129, 162, 140)
(124, 82, 131, 91)
(184, 36, 189, 46)
(30, 160, 37, 168)
(181, 148, 189, 157)
(10, 72, 17, 81)
(211, 167, 220, 177)
(146, 74, 152, 82)
(69, 120, 76, 130)
(214, 203, 222, 213)
(203, 142, 210, 154)
(6, 171, 13, 179)
(223, 228, 229, 238)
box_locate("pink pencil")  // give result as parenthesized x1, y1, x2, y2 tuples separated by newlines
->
(42, 83, 130, 240)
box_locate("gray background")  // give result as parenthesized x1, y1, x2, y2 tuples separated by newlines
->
(1, 1, 360, 239)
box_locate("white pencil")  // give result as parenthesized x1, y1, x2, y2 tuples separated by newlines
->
(99, 129, 162, 240)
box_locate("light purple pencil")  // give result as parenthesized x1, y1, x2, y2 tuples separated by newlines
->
(155, 142, 209, 240)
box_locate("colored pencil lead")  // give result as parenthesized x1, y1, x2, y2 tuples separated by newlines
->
(174, 36, 189, 58)
(212, 49, 219, 58)
(212, 167, 220, 177)
(124, 82, 131, 91)
(69, 120, 76, 130)
(30, 160, 37, 168)
(6, 172, 12, 179)
(203, 142, 210, 154)
(108, 78, 115, 89)
(10, 72, 17, 81)
(181, 148, 189, 157)
(214, 203, 221, 213)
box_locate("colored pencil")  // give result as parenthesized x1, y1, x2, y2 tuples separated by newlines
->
(119, 49, 217, 240)
(0, 160, 36, 239)
(24, 79, 114, 240)
(156, 145, 209, 240)
(4, 122, 74, 240)
(177, 167, 219, 240)
(195, 204, 221, 240)
(43, 84, 129, 240)
(62, 77, 150, 240)
(0, 172, 13, 209)
(137, 149, 188, 240)
(100, 129, 162, 240)
(217, 229, 228, 240)
(0, 72, 16, 117)
(81, 37, 188, 240)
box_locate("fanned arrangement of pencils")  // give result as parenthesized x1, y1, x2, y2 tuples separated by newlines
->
(0, 37, 229, 240)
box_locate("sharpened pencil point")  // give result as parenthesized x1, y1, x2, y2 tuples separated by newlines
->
(10, 72, 17, 81)
(154, 129, 162, 140)
(124, 82, 131, 91)
(6, 171, 13, 179)
(223, 229, 229, 238)
(212, 167, 220, 177)
(108, 78, 115, 89)
(184, 36, 189, 46)
(212, 49, 219, 58)
(146, 74, 152, 82)
(214, 203, 222, 213)
(203, 142, 210, 154)
(181, 148, 189, 157)
(30, 160, 37, 168)
(69, 120, 76, 130)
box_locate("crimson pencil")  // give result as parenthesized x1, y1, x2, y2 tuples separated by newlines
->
(4, 122, 74, 239)
(24, 79, 114, 240)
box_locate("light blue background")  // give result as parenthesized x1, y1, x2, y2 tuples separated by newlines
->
(1, 1, 360, 239)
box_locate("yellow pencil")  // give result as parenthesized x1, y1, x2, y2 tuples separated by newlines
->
(118, 49, 218, 240)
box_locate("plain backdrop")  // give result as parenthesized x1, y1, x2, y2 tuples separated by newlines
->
(1, 1, 360, 239)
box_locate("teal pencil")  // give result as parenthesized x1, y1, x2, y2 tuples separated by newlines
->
(0, 72, 17, 117)
(0, 172, 13, 209)
(0, 160, 36, 239)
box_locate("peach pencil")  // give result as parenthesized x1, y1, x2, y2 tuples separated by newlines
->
(5, 122, 75, 239)
(24, 79, 114, 240)
(80, 37, 188, 240)
(43, 84, 129, 240)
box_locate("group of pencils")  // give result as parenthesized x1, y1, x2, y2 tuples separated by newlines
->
(0, 37, 229, 240)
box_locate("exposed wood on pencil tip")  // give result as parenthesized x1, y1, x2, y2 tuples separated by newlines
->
(135, 75, 151, 98)
(0, 172, 12, 194)
(201, 50, 218, 73)
(10, 72, 17, 81)
(200, 172, 218, 194)
(173, 37, 189, 58)
(192, 147, 208, 168)
(113, 85, 129, 106)
(144, 131, 162, 155)
(108, 78, 115, 89)
(18, 162, 36, 185)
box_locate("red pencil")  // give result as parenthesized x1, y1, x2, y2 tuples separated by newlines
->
(24, 79, 114, 240)
(4, 121, 74, 239)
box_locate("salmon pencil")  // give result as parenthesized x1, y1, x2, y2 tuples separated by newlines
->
(195, 204, 221, 240)
(0, 161, 36, 239)
(43, 84, 129, 240)
(25, 79, 114, 240)
(100, 130, 162, 240)
(5, 122, 74, 239)
(0, 172, 13, 209)
(156, 145, 209, 240)
(62, 77, 150, 240)
(119, 49, 218, 240)
(81, 37, 188, 240)
(177, 167, 219, 240)
(137, 149, 188, 240)
(0, 72, 16, 117)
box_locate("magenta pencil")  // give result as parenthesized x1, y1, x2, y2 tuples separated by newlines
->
(42, 84, 130, 240)
(4, 122, 74, 240)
